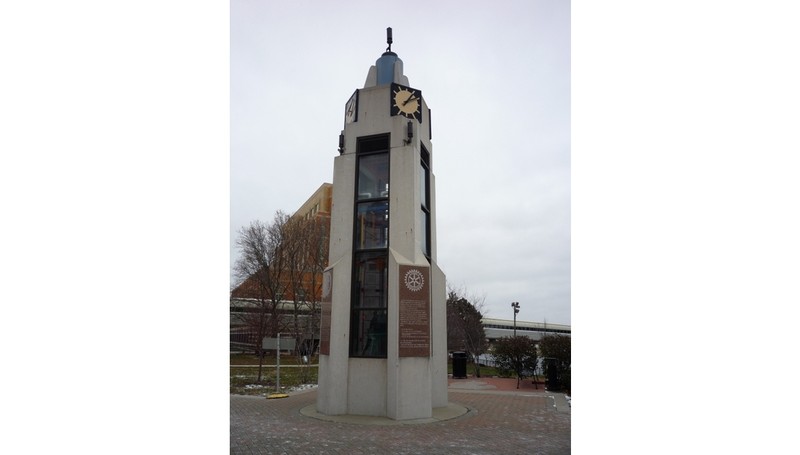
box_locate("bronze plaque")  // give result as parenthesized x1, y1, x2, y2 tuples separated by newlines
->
(398, 265, 430, 357)
(319, 270, 332, 355)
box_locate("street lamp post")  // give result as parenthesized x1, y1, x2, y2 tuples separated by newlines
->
(511, 302, 520, 337)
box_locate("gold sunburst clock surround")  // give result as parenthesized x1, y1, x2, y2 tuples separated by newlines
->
(391, 82, 422, 122)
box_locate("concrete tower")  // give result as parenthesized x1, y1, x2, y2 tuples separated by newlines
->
(316, 29, 448, 420)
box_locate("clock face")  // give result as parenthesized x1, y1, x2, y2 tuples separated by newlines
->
(390, 83, 422, 122)
(345, 90, 358, 124)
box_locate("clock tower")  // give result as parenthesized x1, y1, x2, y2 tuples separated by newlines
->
(317, 28, 448, 420)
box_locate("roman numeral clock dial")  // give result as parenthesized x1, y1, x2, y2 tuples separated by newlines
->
(390, 82, 422, 122)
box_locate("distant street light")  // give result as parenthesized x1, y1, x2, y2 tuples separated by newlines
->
(511, 302, 520, 337)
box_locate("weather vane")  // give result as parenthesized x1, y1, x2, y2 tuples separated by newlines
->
(386, 27, 393, 52)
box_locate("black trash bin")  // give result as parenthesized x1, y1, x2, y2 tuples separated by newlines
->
(452, 351, 467, 379)
(544, 357, 559, 391)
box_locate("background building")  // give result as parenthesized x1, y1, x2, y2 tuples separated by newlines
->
(230, 183, 332, 354)
(482, 317, 571, 343)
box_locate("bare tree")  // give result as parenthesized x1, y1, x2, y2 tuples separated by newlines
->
(446, 285, 489, 378)
(301, 216, 329, 355)
(282, 216, 308, 349)
(232, 211, 291, 382)
(295, 215, 329, 384)
(282, 215, 329, 358)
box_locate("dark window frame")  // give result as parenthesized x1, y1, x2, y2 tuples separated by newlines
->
(350, 134, 390, 358)
(420, 145, 431, 260)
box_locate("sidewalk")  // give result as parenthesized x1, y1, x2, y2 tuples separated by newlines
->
(448, 376, 571, 412)
(231, 377, 570, 454)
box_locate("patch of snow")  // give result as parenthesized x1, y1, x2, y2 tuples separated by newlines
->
(288, 384, 318, 393)
(244, 384, 269, 389)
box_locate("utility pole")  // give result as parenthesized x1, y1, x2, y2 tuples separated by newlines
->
(511, 302, 520, 337)
(276, 333, 281, 393)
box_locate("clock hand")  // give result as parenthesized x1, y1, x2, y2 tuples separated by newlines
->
(402, 94, 417, 106)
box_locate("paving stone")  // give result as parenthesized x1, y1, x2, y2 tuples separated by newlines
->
(231, 387, 570, 454)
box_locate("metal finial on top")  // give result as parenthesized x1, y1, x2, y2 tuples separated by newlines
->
(386, 27, 393, 52)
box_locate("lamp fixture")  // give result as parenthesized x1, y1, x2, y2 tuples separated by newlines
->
(511, 301, 520, 337)
(338, 132, 345, 154)
(404, 120, 413, 145)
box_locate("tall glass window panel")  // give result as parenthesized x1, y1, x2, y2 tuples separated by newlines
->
(351, 252, 388, 357)
(351, 309, 387, 357)
(351, 135, 390, 358)
(419, 209, 429, 257)
(353, 253, 388, 308)
(357, 153, 389, 200)
(419, 161, 428, 210)
(420, 147, 431, 258)
(356, 201, 389, 250)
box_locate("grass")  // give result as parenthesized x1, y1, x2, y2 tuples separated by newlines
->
(230, 353, 319, 396)
(229, 355, 540, 395)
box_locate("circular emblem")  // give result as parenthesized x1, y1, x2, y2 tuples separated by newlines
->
(404, 269, 424, 292)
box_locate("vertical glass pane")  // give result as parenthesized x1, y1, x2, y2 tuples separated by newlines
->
(351, 309, 387, 357)
(419, 209, 429, 257)
(419, 162, 428, 209)
(353, 253, 387, 308)
(357, 153, 389, 200)
(350, 252, 388, 357)
(356, 201, 389, 250)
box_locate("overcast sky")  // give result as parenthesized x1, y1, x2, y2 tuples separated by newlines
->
(231, 0, 571, 325)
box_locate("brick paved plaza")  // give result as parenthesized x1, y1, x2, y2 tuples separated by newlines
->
(230, 381, 570, 454)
